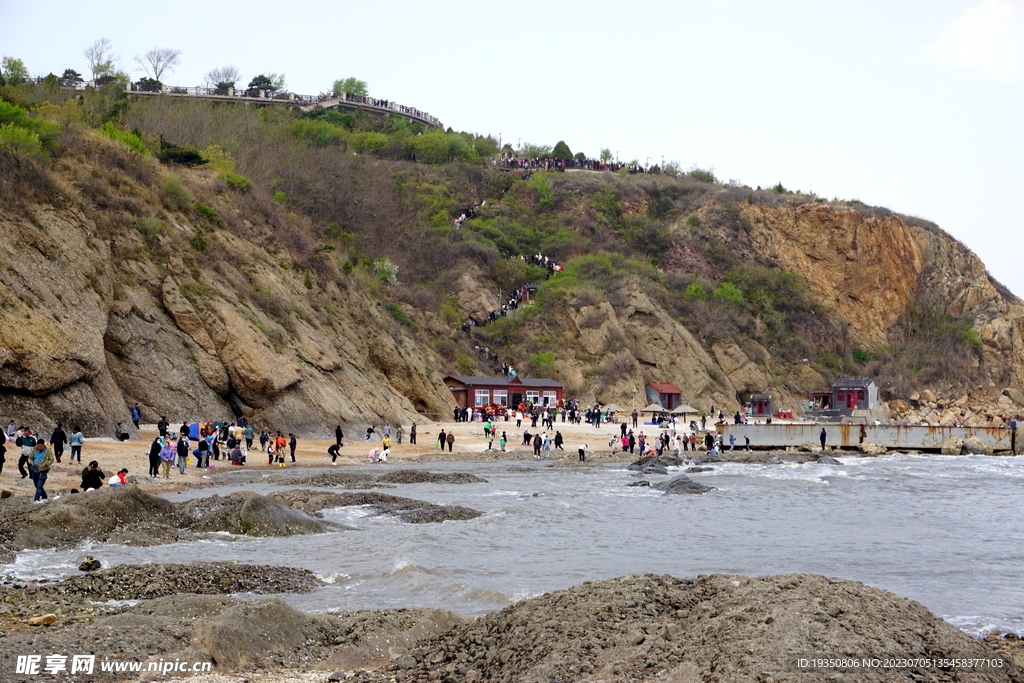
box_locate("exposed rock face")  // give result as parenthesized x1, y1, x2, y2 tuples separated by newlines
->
(743, 204, 923, 348)
(0, 153, 455, 437)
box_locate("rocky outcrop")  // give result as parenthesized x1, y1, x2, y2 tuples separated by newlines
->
(181, 491, 336, 536)
(743, 204, 924, 348)
(382, 573, 1020, 682)
(267, 489, 484, 523)
(650, 474, 715, 495)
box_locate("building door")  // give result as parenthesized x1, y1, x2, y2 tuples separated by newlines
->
(511, 392, 522, 408)
(847, 392, 856, 409)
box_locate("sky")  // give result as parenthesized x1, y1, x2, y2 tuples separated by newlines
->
(3, 0, 1023, 297)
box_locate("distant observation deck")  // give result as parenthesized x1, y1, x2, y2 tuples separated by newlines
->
(112, 81, 444, 129)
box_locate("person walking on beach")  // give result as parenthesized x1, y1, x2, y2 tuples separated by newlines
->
(396, 424, 404, 445)
(500, 431, 507, 452)
(157, 416, 169, 438)
(148, 436, 162, 477)
(50, 424, 67, 463)
(532, 433, 542, 458)
(159, 440, 175, 479)
(437, 429, 446, 450)
(30, 438, 54, 502)
(289, 434, 297, 462)
(177, 432, 189, 475)
(129, 403, 141, 430)
(335, 425, 344, 446)
(819, 427, 827, 451)
(244, 424, 254, 449)
(553, 431, 563, 451)
(409, 422, 416, 445)
(16, 428, 36, 478)
(260, 431, 268, 451)
(446, 432, 454, 452)
(631, 409, 638, 428)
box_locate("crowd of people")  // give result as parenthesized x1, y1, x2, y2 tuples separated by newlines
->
(497, 156, 665, 175)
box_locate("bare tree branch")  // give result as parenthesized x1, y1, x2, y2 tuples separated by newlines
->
(204, 65, 241, 88)
(134, 47, 182, 82)
(83, 38, 118, 80)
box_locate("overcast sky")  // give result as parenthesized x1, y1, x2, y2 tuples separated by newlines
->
(4, 0, 1022, 297)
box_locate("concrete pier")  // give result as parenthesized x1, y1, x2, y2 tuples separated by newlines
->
(721, 423, 1017, 453)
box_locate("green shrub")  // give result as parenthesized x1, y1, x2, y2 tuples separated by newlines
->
(528, 351, 556, 378)
(219, 171, 253, 191)
(851, 348, 869, 363)
(164, 176, 192, 210)
(713, 281, 743, 304)
(99, 122, 148, 155)
(195, 203, 224, 227)
(686, 215, 700, 227)
(684, 283, 707, 301)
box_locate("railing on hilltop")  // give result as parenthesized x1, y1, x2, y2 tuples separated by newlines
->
(24, 77, 443, 129)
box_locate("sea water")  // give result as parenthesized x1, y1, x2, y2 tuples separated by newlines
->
(6, 454, 1023, 637)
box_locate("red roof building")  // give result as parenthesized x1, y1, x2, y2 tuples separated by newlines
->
(645, 382, 683, 410)
(443, 375, 565, 410)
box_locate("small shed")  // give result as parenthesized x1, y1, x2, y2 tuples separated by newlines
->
(831, 377, 879, 411)
(645, 382, 683, 410)
(748, 393, 773, 418)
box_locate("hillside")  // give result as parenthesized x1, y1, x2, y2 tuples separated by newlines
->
(1, 84, 1022, 434)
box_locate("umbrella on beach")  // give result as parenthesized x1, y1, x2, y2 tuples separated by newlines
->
(641, 403, 666, 413)
(671, 404, 698, 414)
(603, 403, 622, 413)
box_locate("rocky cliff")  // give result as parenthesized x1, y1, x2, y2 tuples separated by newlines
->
(2, 121, 1022, 435)
(0, 130, 454, 437)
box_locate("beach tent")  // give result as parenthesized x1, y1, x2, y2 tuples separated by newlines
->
(187, 422, 200, 439)
(671, 404, 698, 415)
(641, 403, 666, 413)
(603, 403, 622, 413)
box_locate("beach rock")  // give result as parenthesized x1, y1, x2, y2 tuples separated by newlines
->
(941, 436, 966, 455)
(23, 562, 321, 601)
(382, 572, 1021, 683)
(13, 485, 185, 550)
(651, 475, 715, 495)
(375, 469, 488, 484)
(963, 435, 994, 455)
(856, 442, 888, 456)
(184, 491, 334, 536)
(625, 480, 650, 487)
(685, 466, 714, 473)
(815, 454, 843, 465)
(27, 613, 57, 625)
(1003, 387, 1024, 408)
(268, 489, 483, 523)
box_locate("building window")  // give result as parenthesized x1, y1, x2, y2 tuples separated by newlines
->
(475, 389, 489, 406)
(493, 390, 508, 406)
(542, 391, 557, 405)
(526, 390, 540, 404)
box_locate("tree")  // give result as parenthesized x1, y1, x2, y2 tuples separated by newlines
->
(551, 140, 573, 160)
(134, 47, 181, 82)
(600, 148, 613, 163)
(248, 73, 286, 93)
(1, 56, 29, 84)
(60, 68, 83, 85)
(204, 65, 240, 89)
(332, 77, 368, 97)
(84, 38, 118, 81)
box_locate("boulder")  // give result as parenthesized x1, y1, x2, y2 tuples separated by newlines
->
(963, 435, 993, 455)
(1003, 387, 1024, 408)
(651, 475, 715, 495)
(941, 437, 965, 455)
(267, 489, 483, 524)
(625, 480, 650, 487)
(814, 454, 843, 465)
(921, 389, 937, 403)
(185, 492, 333, 536)
(685, 466, 714, 473)
(856, 442, 888, 456)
